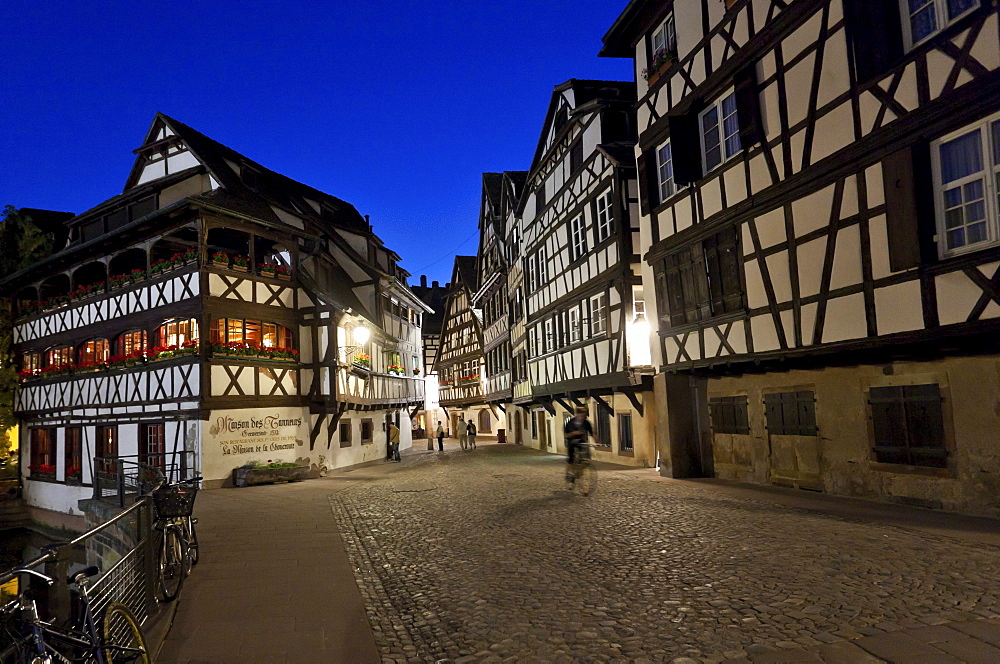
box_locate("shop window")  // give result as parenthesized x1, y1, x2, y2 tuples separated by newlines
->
(65, 427, 82, 483)
(764, 391, 818, 436)
(868, 384, 947, 467)
(340, 420, 352, 448)
(709, 396, 750, 435)
(116, 330, 148, 356)
(618, 413, 634, 452)
(29, 428, 55, 478)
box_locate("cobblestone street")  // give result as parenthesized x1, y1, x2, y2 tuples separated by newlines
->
(330, 444, 1000, 663)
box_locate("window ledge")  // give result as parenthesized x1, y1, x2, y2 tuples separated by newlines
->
(868, 461, 953, 478)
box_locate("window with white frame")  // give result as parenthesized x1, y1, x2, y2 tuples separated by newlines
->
(529, 327, 537, 357)
(651, 13, 676, 57)
(700, 91, 742, 172)
(933, 113, 1000, 255)
(595, 190, 614, 242)
(543, 318, 554, 353)
(656, 140, 675, 201)
(568, 306, 581, 344)
(591, 294, 607, 336)
(537, 247, 548, 286)
(570, 215, 587, 260)
(527, 255, 537, 292)
(902, 0, 979, 48)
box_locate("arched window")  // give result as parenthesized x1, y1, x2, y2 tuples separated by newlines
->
(45, 346, 74, 367)
(156, 318, 199, 347)
(116, 330, 147, 356)
(478, 409, 493, 433)
(78, 339, 110, 365)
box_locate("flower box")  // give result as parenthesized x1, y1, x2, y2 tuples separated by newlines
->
(259, 267, 276, 278)
(233, 265, 249, 273)
(232, 465, 309, 487)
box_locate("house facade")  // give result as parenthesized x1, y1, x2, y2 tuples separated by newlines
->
(602, 0, 1000, 514)
(5, 113, 429, 512)
(511, 79, 656, 467)
(411, 275, 449, 437)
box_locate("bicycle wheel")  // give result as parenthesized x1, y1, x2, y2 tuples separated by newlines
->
(101, 602, 150, 664)
(576, 462, 596, 496)
(157, 524, 187, 602)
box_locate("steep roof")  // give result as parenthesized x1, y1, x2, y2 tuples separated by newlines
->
(411, 280, 449, 336)
(453, 255, 478, 294)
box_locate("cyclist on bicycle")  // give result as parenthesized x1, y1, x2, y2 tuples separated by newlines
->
(564, 406, 593, 482)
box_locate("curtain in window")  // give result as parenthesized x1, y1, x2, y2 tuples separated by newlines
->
(702, 107, 722, 171)
(909, 0, 937, 42)
(940, 129, 987, 249)
(722, 94, 741, 158)
(948, 0, 977, 20)
(657, 143, 674, 201)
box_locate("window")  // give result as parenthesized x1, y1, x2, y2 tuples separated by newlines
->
(709, 396, 750, 434)
(932, 114, 1000, 256)
(361, 419, 374, 443)
(590, 294, 607, 336)
(537, 248, 548, 287)
(21, 352, 41, 376)
(659, 227, 743, 327)
(529, 327, 538, 357)
(570, 215, 587, 260)
(156, 318, 200, 347)
(531, 412, 538, 439)
(535, 186, 546, 217)
(619, 414, 634, 452)
(595, 407, 611, 447)
(29, 428, 55, 477)
(78, 339, 110, 365)
(543, 319, 554, 354)
(764, 392, 818, 436)
(902, 0, 979, 47)
(211, 318, 292, 349)
(528, 257, 537, 292)
(340, 420, 352, 448)
(65, 428, 82, 482)
(568, 307, 581, 344)
(46, 346, 74, 368)
(570, 140, 584, 174)
(651, 12, 677, 58)
(595, 190, 614, 243)
(140, 423, 166, 470)
(116, 330, 147, 356)
(869, 384, 947, 467)
(700, 91, 742, 172)
(96, 425, 118, 477)
(656, 141, 675, 201)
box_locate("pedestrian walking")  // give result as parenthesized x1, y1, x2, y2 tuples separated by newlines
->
(436, 421, 445, 452)
(467, 419, 477, 449)
(564, 406, 594, 483)
(459, 420, 468, 450)
(389, 422, 401, 462)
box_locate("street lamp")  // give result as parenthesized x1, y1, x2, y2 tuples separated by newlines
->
(340, 324, 370, 363)
(627, 312, 651, 366)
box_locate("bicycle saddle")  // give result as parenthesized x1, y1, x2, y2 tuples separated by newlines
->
(70, 566, 100, 585)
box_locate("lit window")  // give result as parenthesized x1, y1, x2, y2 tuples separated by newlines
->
(156, 318, 199, 347)
(700, 91, 742, 172)
(79, 339, 110, 364)
(933, 113, 1000, 255)
(116, 330, 147, 356)
(902, 0, 979, 47)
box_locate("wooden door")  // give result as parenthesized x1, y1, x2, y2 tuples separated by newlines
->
(538, 412, 548, 449)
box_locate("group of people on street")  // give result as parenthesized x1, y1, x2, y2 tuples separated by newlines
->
(432, 419, 478, 451)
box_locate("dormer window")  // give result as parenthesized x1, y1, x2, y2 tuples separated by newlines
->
(902, 0, 979, 48)
(242, 165, 260, 191)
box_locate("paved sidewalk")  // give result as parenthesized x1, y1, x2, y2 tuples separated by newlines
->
(158, 441, 999, 663)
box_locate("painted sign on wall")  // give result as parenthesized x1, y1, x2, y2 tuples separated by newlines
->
(202, 406, 308, 480)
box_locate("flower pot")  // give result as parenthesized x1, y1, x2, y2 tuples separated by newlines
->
(212, 259, 229, 268)
(277, 273, 292, 281)
(233, 265, 249, 273)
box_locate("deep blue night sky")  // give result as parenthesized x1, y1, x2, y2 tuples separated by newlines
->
(1, 1, 631, 286)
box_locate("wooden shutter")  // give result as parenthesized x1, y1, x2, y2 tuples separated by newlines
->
(842, 0, 903, 83)
(734, 65, 763, 147)
(637, 151, 653, 214)
(902, 384, 947, 467)
(882, 146, 922, 272)
(869, 386, 907, 463)
(668, 113, 703, 185)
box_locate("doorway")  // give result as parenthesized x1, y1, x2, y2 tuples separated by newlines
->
(513, 410, 522, 444)
(538, 411, 548, 449)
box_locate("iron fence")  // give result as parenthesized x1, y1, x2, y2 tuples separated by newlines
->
(93, 450, 196, 506)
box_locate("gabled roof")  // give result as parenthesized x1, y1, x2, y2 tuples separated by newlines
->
(411, 280, 449, 336)
(453, 256, 478, 294)
(527, 79, 635, 182)
(599, 0, 658, 58)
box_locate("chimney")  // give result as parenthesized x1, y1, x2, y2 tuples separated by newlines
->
(432, 281, 439, 289)
(421, 275, 427, 288)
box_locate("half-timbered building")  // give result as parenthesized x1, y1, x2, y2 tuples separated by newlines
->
(501, 171, 531, 444)
(513, 79, 656, 466)
(411, 275, 449, 437)
(602, 0, 1000, 514)
(470, 174, 513, 440)
(434, 257, 491, 437)
(4, 113, 429, 511)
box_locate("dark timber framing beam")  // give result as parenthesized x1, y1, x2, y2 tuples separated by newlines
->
(589, 392, 616, 417)
(621, 387, 644, 418)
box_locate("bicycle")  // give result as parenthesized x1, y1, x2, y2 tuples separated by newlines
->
(150, 476, 201, 602)
(0, 565, 150, 663)
(566, 442, 597, 496)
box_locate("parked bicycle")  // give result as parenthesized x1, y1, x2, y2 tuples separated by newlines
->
(150, 476, 201, 602)
(0, 565, 150, 663)
(566, 442, 597, 496)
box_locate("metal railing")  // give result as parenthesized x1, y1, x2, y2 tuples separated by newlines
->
(94, 451, 196, 506)
(0, 496, 159, 660)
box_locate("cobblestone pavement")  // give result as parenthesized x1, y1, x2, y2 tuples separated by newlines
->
(329, 444, 1000, 663)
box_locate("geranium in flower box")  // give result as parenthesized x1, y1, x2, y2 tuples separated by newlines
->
(212, 251, 229, 267)
(110, 274, 130, 289)
(232, 255, 250, 272)
(259, 263, 276, 277)
(29, 464, 56, 478)
(353, 353, 371, 367)
(183, 248, 198, 264)
(66, 465, 82, 483)
(130, 268, 147, 283)
(274, 264, 291, 281)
